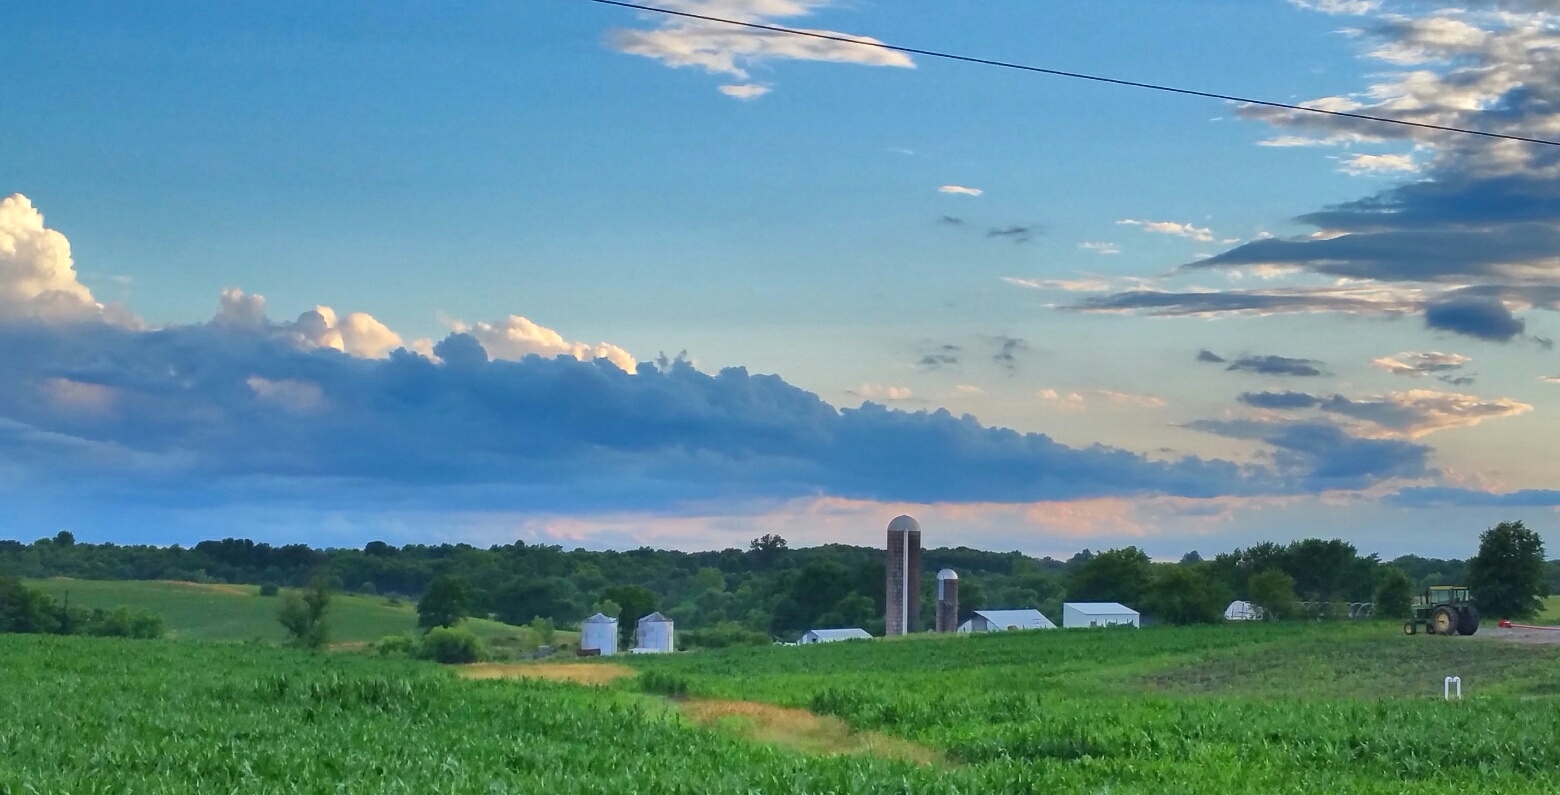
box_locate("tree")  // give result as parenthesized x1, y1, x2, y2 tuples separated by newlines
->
(1469, 520, 1548, 619)
(748, 534, 789, 569)
(1373, 567, 1413, 619)
(417, 575, 472, 630)
(601, 585, 657, 646)
(1248, 570, 1298, 620)
(53, 531, 75, 547)
(1067, 547, 1154, 607)
(278, 575, 332, 650)
(1144, 565, 1231, 625)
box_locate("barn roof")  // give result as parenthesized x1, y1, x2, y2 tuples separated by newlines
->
(805, 628, 872, 640)
(972, 609, 1056, 629)
(1064, 602, 1140, 615)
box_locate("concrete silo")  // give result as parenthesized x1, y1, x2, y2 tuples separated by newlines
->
(885, 515, 922, 636)
(634, 612, 674, 653)
(580, 612, 618, 656)
(935, 568, 959, 633)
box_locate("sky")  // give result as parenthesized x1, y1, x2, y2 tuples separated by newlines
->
(3, 0, 1560, 558)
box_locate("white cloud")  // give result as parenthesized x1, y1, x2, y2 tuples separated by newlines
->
(451, 315, 637, 371)
(852, 383, 912, 401)
(607, 0, 913, 98)
(1340, 153, 1419, 175)
(1541, 375, 1560, 384)
(1003, 276, 1114, 293)
(0, 193, 106, 322)
(1370, 351, 1471, 377)
(1287, 0, 1380, 15)
(213, 290, 405, 359)
(718, 83, 771, 99)
(1079, 242, 1121, 255)
(939, 185, 983, 196)
(291, 305, 405, 359)
(1040, 388, 1164, 411)
(954, 384, 982, 394)
(1118, 219, 1216, 242)
(1324, 390, 1531, 439)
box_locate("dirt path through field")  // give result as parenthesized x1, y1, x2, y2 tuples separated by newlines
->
(1480, 626, 1560, 646)
(677, 699, 942, 765)
(458, 662, 638, 685)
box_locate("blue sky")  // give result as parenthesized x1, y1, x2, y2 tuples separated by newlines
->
(3, 0, 1559, 558)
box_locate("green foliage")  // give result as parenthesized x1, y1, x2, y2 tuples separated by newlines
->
(357, 581, 378, 596)
(680, 621, 771, 650)
(0, 574, 60, 633)
(1373, 567, 1414, 619)
(375, 632, 419, 657)
(259, 583, 280, 597)
(417, 574, 471, 630)
(417, 626, 486, 664)
(1248, 569, 1299, 620)
(1143, 565, 1231, 625)
(278, 576, 332, 651)
(530, 616, 556, 646)
(1470, 520, 1549, 619)
(1067, 547, 1154, 607)
(85, 606, 166, 639)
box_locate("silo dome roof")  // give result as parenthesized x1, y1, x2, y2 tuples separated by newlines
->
(937, 568, 958, 580)
(886, 515, 921, 533)
(583, 613, 617, 624)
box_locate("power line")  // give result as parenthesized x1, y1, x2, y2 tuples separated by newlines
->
(586, 0, 1560, 148)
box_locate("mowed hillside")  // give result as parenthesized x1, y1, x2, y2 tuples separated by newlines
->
(23, 578, 547, 644)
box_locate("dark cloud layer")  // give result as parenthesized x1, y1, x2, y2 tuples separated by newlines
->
(0, 319, 1281, 512)
(1224, 355, 1327, 377)
(1423, 296, 1526, 341)
(1238, 391, 1321, 409)
(1187, 419, 1430, 491)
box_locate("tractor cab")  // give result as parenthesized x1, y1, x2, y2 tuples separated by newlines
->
(1404, 585, 1478, 637)
(1415, 586, 1471, 608)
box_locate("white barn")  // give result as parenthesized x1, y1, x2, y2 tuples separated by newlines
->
(580, 612, 619, 656)
(632, 611, 674, 653)
(1224, 600, 1263, 621)
(957, 609, 1056, 633)
(1062, 602, 1140, 629)
(799, 628, 873, 644)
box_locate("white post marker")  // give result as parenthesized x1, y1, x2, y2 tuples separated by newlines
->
(1444, 676, 1462, 700)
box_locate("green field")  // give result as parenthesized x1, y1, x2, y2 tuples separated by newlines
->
(23, 578, 560, 646)
(6, 622, 1560, 793)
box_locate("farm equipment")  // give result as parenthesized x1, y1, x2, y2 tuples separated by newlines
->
(1403, 586, 1479, 636)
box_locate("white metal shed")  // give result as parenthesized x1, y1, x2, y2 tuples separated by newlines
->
(956, 609, 1056, 633)
(1062, 602, 1140, 628)
(799, 628, 873, 644)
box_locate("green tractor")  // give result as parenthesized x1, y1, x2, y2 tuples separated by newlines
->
(1403, 585, 1479, 636)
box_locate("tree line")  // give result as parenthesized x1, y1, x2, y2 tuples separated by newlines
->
(2, 523, 1553, 642)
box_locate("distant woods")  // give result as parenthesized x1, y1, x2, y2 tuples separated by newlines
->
(2, 526, 1554, 640)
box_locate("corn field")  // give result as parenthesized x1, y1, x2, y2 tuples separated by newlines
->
(6, 623, 1560, 794)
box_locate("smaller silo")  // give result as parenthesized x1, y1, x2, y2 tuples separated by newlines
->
(580, 612, 619, 656)
(635, 612, 674, 653)
(936, 569, 959, 633)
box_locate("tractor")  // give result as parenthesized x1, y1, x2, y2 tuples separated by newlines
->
(1403, 585, 1479, 636)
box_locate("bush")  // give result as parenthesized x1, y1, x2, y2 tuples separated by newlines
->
(375, 633, 419, 657)
(418, 627, 486, 664)
(357, 582, 378, 596)
(259, 583, 280, 597)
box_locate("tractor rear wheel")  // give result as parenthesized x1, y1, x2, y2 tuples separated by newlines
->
(1458, 605, 1480, 636)
(1433, 605, 1459, 636)
(1403, 621, 1417, 635)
